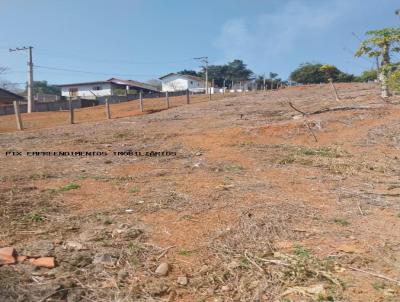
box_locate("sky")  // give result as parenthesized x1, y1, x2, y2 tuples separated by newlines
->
(0, 0, 399, 88)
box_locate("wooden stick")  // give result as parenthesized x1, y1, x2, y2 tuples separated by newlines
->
(186, 89, 190, 104)
(156, 245, 176, 260)
(105, 98, 111, 119)
(139, 91, 144, 112)
(348, 266, 400, 285)
(305, 121, 318, 142)
(329, 79, 340, 101)
(13, 100, 23, 130)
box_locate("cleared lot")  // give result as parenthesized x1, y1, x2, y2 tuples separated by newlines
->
(1, 83, 399, 301)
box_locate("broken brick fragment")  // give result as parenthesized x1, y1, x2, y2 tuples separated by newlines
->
(29, 257, 55, 268)
(0, 247, 17, 265)
(17, 256, 28, 263)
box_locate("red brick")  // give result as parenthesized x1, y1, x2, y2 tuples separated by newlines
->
(0, 247, 16, 265)
(29, 257, 55, 268)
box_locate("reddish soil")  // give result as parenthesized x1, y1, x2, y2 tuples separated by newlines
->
(0, 83, 399, 301)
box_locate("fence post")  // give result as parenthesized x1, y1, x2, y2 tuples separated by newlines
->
(186, 89, 190, 104)
(105, 98, 111, 119)
(139, 91, 144, 112)
(165, 91, 170, 108)
(69, 100, 74, 124)
(208, 91, 212, 101)
(13, 100, 23, 130)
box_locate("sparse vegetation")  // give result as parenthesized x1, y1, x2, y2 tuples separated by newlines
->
(333, 218, 350, 226)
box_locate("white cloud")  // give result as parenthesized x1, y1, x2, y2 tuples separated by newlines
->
(214, 0, 355, 63)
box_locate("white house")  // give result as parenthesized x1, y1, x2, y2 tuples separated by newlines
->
(57, 78, 159, 99)
(159, 73, 206, 92)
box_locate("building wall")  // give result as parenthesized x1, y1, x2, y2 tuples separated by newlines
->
(161, 75, 189, 92)
(161, 75, 206, 92)
(61, 83, 112, 99)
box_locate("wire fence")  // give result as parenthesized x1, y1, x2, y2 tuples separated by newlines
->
(1, 89, 253, 132)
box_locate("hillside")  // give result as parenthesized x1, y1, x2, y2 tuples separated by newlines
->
(1, 83, 399, 301)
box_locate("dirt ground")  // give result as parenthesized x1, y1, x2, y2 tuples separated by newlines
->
(0, 83, 400, 302)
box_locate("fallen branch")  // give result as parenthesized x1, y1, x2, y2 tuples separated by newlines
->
(310, 106, 373, 115)
(288, 101, 374, 117)
(348, 266, 400, 285)
(244, 251, 265, 273)
(156, 245, 176, 260)
(289, 101, 307, 116)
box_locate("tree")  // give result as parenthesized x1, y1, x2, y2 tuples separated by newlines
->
(177, 69, 202, 77)
(29, 81, 60, 95)
(226, 60, 254, 83)
(355, 28, 400, 97)
(290, 63, 354, 84)
(207, 65, 227, 87)
(355, 69, 378, 82)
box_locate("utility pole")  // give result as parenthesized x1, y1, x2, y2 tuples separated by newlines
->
(10, 46, 34, 113)
(194, 56, 208, 94)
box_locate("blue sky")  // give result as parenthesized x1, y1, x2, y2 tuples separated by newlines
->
(0, 0, 399, 87)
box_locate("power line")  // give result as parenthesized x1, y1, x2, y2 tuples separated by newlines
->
(34, 65, 163, 78)
(34, 49, 195, 65)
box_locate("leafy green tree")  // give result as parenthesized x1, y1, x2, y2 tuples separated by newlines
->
(177, 69, 202, 77)
(30, 81, 60, 95)
(200, 59, 254, 88)
(207, 65, 228, 87)
(355, 69, 378, 82)
(355, 28, 400, 97)
(290, 63, 353, 84)
(226, 59, 254, 83)
(290, 63, 325, 83)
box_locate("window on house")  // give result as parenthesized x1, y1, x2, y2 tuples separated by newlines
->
(190, 81, 193, 85)
(93, 86, 102, 91)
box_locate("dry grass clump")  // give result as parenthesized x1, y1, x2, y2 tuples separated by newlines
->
(187, 203, 342, 301)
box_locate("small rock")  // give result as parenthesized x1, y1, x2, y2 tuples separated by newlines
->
(155, 262, 169, 276)
(177, 276, 188, 285)
(303, 284, 325, 295)
(64, 241, 86, 251)
(125, 209, 134, 213)
(29, 257, 55, 268)
(0, 247, 16, 265)
(221, 285, 230, 292)
(93, 253, 117, 266)
(199, 264, 209, 274)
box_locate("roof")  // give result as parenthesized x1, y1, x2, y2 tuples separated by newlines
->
(159, 73, 204, 82)
(107, 78, 159, 92)
(0, 87, 24, 104)
(56, 78, 159, 92)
